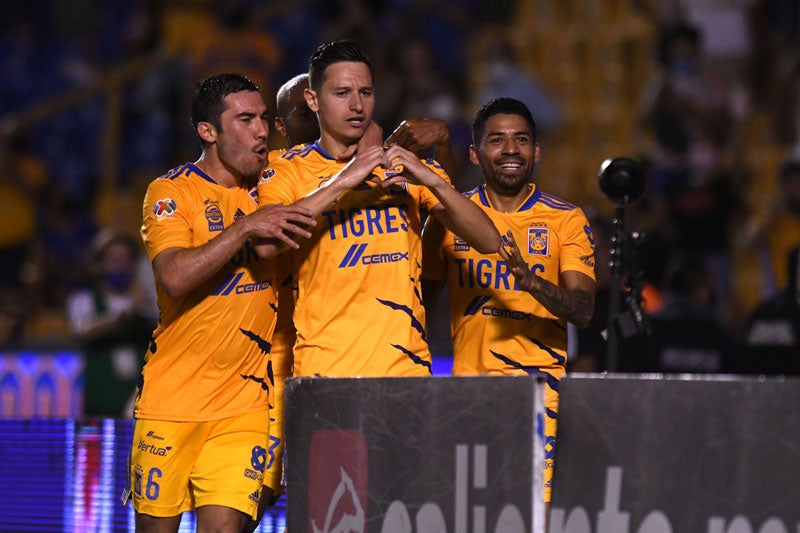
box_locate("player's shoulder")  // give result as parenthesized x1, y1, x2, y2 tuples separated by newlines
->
(533, 190, 579, 212)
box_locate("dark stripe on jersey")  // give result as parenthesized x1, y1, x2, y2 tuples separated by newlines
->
(239, 327, 272, 355)
(476, 186, 491, 207)
(517, 187, 543, 211)
(376, 298, 426, 340)
(464, 295, 492, 316)
(525, 335, 566, 366)
(391, 343, 432, 373)
(214, 273, 244, 295)
(239, 373, 269, 391)
(537, 193, 575, 211)
(489, 349, 561, 393)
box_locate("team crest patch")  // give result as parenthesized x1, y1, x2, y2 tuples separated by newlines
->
(454, 235, 469, 252)
(528, 226, 549, 255)
(153, 198, 177, 218)
(258, 168, 275, 184)
(204, 200, 224, 232)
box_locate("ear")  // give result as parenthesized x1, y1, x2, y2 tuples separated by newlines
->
(304, 87, 319, 112)
(274, 117, 288, 139)
(197, 122, 217, 144)
(533, 143, 541, 163)
(469, 144, 480, 166)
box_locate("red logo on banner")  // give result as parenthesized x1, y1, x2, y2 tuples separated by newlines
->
(308, 429, 368, 533)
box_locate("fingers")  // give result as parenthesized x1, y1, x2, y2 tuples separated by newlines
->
(384, 120, 408, 148)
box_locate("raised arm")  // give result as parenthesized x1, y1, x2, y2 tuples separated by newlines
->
(382, 144, 501, 254)
(498, 230, 596, 328)
(253, 145, 391, 259)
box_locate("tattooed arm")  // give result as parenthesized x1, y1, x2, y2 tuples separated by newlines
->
(498, 230, 596, 329)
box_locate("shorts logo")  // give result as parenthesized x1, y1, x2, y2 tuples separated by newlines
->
(145, 430, 165, 441)
(251, 445, 267, 472)
(153, 198, 177, 218)
(205, 200, 224, 232)
(528, 226, 549, 256)
(309, 430, 368, 533)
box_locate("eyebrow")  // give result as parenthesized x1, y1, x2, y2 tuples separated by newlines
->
(485, 130, 532, 138)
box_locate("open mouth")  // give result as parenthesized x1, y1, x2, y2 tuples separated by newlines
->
(498, 160, 523, 171)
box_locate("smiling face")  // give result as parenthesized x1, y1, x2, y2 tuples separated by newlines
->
(470, 113, 539, 198)
(208, 90, 270, 187)
(305, 61, 374, 157)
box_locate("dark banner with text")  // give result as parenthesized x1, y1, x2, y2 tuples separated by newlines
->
(550, 374, 800, 533)
(285, 376, 545, 533)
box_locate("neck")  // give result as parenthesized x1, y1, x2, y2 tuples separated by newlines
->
(318, 132, 359, 161)
(194, 153, 240, 189)
(485, 182, 532, 213)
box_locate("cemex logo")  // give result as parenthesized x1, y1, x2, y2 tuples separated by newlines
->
(308, 429, 368, 533)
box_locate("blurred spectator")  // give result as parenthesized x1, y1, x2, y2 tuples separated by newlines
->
(0, 286, 28, 349)
(0, 135, 47, 287)
(639, 23, 740, 157)
(618, 256, 741, 374)
(655, 133, 744, 321)
(472, 36, 563, 141)
(741, 159, 800, 299)
(740, 244, 800, 375)
(66, 231, 157, 418)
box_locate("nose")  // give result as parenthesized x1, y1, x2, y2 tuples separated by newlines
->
(349, 93, 363, 113)
(501, 137, 519, 154)
(255, 117, 269, 140)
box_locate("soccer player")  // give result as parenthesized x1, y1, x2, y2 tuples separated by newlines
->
(256, 39, 501, 378)
(126, 73, 317, 532)
(249, 66, 478, 530)
(421, 97, 596, 513)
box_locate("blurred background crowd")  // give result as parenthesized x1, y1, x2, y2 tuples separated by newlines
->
(1, 0, 799, 377)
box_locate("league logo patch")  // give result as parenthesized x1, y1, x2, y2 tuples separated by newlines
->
(204, 200, 224, 232)
(528, 226, 549, 256)
(258, 168, 275, 184)
(454, 235, 470, 252)
(153, 198, 177, 219)
(133, 464, 143, 498)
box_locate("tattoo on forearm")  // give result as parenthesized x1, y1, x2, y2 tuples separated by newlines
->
(528, 275, 593, 327)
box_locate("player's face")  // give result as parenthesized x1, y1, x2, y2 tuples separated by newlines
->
(470, 113, 539, 195)
(307, 61, 374, 147)
(216, 91, 270, 186)
(281, 82, 320, 147)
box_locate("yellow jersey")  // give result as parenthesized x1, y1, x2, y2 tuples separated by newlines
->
(258, 142, 447, 377)
(136, 163, 277, 421)
(422, 183, 596, 381)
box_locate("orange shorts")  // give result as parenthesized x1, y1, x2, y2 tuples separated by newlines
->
(127, 410, 270, 519)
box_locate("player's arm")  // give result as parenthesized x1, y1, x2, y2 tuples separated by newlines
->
(382, 144, 501, 254)
(253, 145, 391, 259)
(154, 204, 315, 298)
(499, 230, 596, 328)
(420, 215, 448, 323)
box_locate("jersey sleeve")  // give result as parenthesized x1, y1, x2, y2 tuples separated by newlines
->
(258, 157, 300, 207)
(418, 158, 452, 211)
(559, 207, 597, 280)
(140, 178, 194, 262)
(421, 214, 449, 281)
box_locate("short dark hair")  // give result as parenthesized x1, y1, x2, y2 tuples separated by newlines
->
(308, 39, 373, 92)
(191, 73, 260, 136)
(472, 97, 537, 146)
